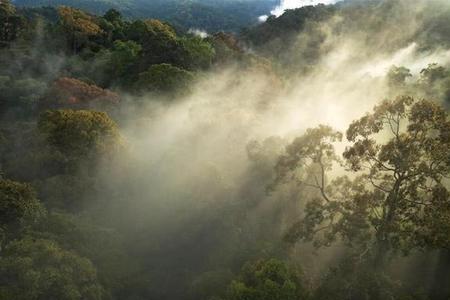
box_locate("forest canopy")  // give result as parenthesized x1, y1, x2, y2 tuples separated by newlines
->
(14, 0, 279, 32)
(1, 0, 450, 299)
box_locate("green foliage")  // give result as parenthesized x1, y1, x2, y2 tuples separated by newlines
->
(135, 63, 194, 94)
(103, 8, 121, 24)
(227, 259, 307, 300)
(100, 8, 126, 40)
(0, 237, 104, 300)
(38, 109, 122, 165)
(0, 0, 25, 46)
(0, 0, 227, 98)
(57, 6, 104, 53)
(126, 18, 176, 48)
(108, 40, 141, 78)
(14, 0, 278, 32)
(0, 179, 45, 237)
(179, 36, 215, 70)
(88, 40, 141, 87)
(0, 0, 15, 16)
(29, 212, 136, 298)
(0, 76, 47, 117)
(125, 19, 187, 72)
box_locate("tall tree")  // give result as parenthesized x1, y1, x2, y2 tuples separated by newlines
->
(274, 96, 450, 266)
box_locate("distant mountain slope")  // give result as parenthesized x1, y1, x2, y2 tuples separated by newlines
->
(13, 0, 278, 32)
(242, 0, 450, 70)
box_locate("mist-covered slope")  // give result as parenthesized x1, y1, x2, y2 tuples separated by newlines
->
(243, 0, 450, 72)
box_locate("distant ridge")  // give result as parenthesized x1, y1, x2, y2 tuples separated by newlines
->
(13, 0, 279, 32)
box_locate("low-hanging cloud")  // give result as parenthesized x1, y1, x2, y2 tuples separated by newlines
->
(272, 0, 342, 17)
(188, 28, 209, 38)
(259, 0, 343, 21)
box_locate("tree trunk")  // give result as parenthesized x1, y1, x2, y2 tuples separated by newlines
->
(373, 179, 402, 270)
(373, 234, 389, 271)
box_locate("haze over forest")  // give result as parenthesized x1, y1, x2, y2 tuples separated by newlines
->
(1, 0, 450, 299)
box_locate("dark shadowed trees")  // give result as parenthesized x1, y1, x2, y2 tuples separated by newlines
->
(0, 179, 45, 243)
(0, 0, 24, 46)
(0, 237, 103, 300)
(227, 259, 307, 300)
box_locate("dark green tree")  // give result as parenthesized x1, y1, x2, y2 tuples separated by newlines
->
(135, 63, 194, 95)
(99, 9, 126, 44)
(227, 259, 307, 300)
(179, 36, 215, 70)
(103, 9, 122, 24)
(0, 179, 45, 242)
(99, 40, 142, 86)
(38, 109, 123, 167)
(125, 19, 181, 69)
(0, 0, 24, 46)
(0, 237, 103, 300)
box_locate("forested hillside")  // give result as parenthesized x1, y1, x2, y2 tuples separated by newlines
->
(13, 0, 278, 32)
(1, 0, 450, 299)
